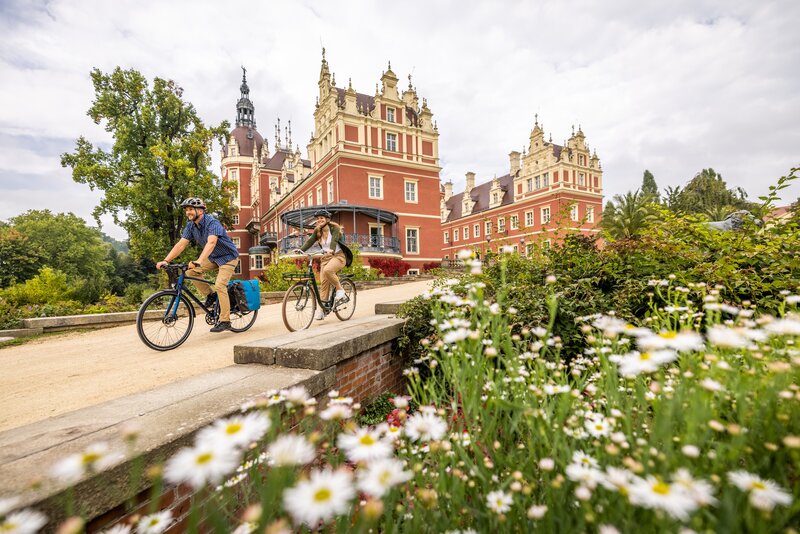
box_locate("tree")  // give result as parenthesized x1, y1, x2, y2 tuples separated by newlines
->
(601, 190, 659, 240)
(669, 168, 756, 215)
(61, 67, 235, 261)
(641, 170, 659, 202)
(9, 210, 111, 285)
(0, 226, 44, 287)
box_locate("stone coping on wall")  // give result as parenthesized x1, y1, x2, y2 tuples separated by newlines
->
(0, 365, 330, 527)
(233, 315, 405, 369)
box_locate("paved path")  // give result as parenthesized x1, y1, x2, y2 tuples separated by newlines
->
(0, 280, 432, 432)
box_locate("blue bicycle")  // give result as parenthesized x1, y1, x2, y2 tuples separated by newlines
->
(136, 263, 258, 351)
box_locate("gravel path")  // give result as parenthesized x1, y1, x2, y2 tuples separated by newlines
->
(0, 280, 432, 432)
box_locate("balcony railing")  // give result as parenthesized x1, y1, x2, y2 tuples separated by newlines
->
(259, 232, 278, 246)
(279, 233, 400, 255)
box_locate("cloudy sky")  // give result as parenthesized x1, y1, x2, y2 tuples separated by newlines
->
(1, 0, 798, 239)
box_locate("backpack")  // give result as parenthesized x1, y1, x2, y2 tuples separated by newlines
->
(228, 280, 261, 312)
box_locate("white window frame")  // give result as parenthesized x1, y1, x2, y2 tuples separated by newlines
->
(404, 179, 418, 203)
(461, 226, 468, 240)
(316, 185, 323, 205)
(231, 169, 240, 204)
(525, 211, 534, 227)
(498, 217, 506, 232)
(327, 177, 334, 203)
(510, 215, 519, 230)
(385, 132, 397, 152)
(254, 255, 264, 270)
(492, 192, 499, 204)
(387, 107, 396, 123)
(570, 204, 579, 221)
(485, 221, 492, 235)
(526, 178, 533, 193)
(369, 175, 384, 199)
(587, 206, 595, 223)
(541, 207, 551, 224)
(473, 223, 480, 238)
(368, 223, 385, 247)
(543, 172, 550, 187)
(307, 192, 313, 206)
(535, 176, 541, 189)
(232, 214, 240, 226)
(405, 227, 419, 255)
(454, 228, 459, 241)
(232, 237, 241, 248)
(578, 172, 585, 186)
(444, 231, 449, 244)
(234, 261, 242, 275)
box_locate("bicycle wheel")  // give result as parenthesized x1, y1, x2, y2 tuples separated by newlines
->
(230, 308, 258, 332)
(282, 282, 315, 332)
(137, 290, 195, 351)
(334, 279, 357, 321)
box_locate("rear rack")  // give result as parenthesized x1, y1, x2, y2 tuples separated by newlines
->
(282, 272, 313, 281)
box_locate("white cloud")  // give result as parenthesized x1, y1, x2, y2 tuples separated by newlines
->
(0, 0, 798, 241)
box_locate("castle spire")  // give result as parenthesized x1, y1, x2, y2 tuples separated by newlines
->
(235, 66, 256, 128)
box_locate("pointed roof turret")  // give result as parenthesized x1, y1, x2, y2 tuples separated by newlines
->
(236, 66, 256, 128)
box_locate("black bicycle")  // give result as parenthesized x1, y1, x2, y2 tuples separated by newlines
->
(136, 263, 258, 351)
(281, 251, 357, 331)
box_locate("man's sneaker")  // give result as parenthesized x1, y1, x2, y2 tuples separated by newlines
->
(314, 308, 325, 320)
(334, 289, 347, 303)
(204, 293, 217, 308)
(210, 321, 232, 333)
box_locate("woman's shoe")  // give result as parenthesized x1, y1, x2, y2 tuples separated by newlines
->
(315, 309, 325, 320)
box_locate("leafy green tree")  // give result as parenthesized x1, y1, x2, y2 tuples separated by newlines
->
(641, 170, 659, 202)
(9, 210, 111, 286)
(670, 168, 756, 214)
(0, 225, 44, 287)
(601, 190, 659, 240)
(61, 67, 235, 261)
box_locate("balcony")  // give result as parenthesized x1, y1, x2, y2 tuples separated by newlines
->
(259, 232, 278, 247)
(245, 217, 260, 234)
(279, 234, 400, 255)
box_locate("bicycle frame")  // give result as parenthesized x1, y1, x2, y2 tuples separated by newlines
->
(296, 253, 352, 313)
(166, 267, 218, 319)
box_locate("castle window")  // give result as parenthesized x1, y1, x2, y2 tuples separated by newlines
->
(510, 215, 519, 230)
(234, 261, 242, 275)
(387, 107, 396, 123)
(587, 206, 595, 223)
(525, 211, 534, 227)
(385, 133, 397, 152)
(492, 192, 499, 204)
(231, 169, 239, 204)
(474, 223, 480, 237)
(233, 215, 240, 225)
(444, 231, 449, 244)
(404, 179, 418, 203)
(498, 217, 506, 232)
(232, 237, 241, 248)
(406, 228, 419, 254)
(578, 172, 585, 186)
(327, 178, 334, 202)
(543, 172, 550, 187)
(570, 205, 579, 221)
(535, 176, 541, 189)
(316, 185, 323, 205)
(369, 176, 383, 199)
(485, 221, 492, 235)
(541, 207, 551, 224)
(254, 255, 264, 269)
(526, 178, 533, 193)
(463, 225, 469, 239)
(454, 228, 459, 241)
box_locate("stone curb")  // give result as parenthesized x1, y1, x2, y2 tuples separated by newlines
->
(0, 327, 43, 338)
(374, 299, 408, 315)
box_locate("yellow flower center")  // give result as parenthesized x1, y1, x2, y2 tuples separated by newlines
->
(378, 470, 392, 485)
(226, 423, 242, 435)
(639, 352, 651, 361)
(595, 424, 604, 430)
(652, 482, 671, 495)
(196, 453, 213, 465)
(2, 522, 19, 531)
(359, 434, 376, 446)
(751, 481, 766, 490)
(659, 331, 677, 339)
(314, 488, 332, 502)
(82, 452, 101, 465)
(148, 518, 160, 526)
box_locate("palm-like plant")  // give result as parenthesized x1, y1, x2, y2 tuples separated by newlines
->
(703, 204, 736, 222)
(601, 190, 659, 239)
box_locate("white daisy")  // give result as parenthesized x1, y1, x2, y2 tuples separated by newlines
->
(164, 443, 241, 489)
(527, 504, 547, 519)
(268, 434, 316, 467)
(356, 458, 413, 497)
(616, 350, 678, 376)
(196, 412, 271, 450)
(280, 386, 313, 407)
(337, 427, 393, 463)
(628, 476, 698, 521)
(376, 423, 403, 441)
(672, 469, 717, 507)
(0, 497, 21, 517)
(485, 490, 513, 513)
(404, 412, 448, 442)
(572, 450, 599, 468)
(764, 318, 800, 336)
(584, 413, 614, 438)
(51, 442, 124, 483)
(727, 471, 792, 511)
(699, 378, 725, 392)
(565, 463, 604, 489)
(283, 468, 356, 527)
(135, 511, 172, 534)
(0, 509, 47, 534)
(637, 331, 704, 352)
(600, 467, 637, 495)
(319, 404, 353, 420)
(706, 326, 748, 348)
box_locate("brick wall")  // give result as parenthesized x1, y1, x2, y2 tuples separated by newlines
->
(333, 340, 406, 401)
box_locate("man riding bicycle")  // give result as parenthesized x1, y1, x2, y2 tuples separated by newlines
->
(156, 198, 240, 332)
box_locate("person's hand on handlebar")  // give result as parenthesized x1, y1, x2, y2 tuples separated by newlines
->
(156, 260, 168, 270)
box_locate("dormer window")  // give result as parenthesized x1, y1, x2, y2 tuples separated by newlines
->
(387, 107, 396, 123)
(492, 192, 499, 204)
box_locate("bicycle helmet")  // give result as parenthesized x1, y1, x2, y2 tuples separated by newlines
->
(181, 197, 206, 210)
(313, 209, 332, 219)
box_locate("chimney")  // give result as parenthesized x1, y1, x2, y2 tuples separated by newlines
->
(444, 181, 453, 201)
(509, 151, 521, 176)
(465, 171, 475, 192)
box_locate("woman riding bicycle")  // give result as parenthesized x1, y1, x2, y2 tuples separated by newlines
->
(297, 209, 353, 320)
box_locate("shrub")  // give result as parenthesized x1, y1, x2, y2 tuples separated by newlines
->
(257, 259, 304, 292)
(1, 267, 73, 306)
(422, 261, 441, 272)
(369, 257, 411, 277)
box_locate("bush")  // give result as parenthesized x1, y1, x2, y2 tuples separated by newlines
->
(341, 244, 380, 281)
(422, 261, 441, 272)
(257, 259, 304, 292)
(369, 257, 411, 277)
(1, 267, 73, 305)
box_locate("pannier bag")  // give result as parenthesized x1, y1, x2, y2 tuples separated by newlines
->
(228, 280, 261, 312)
